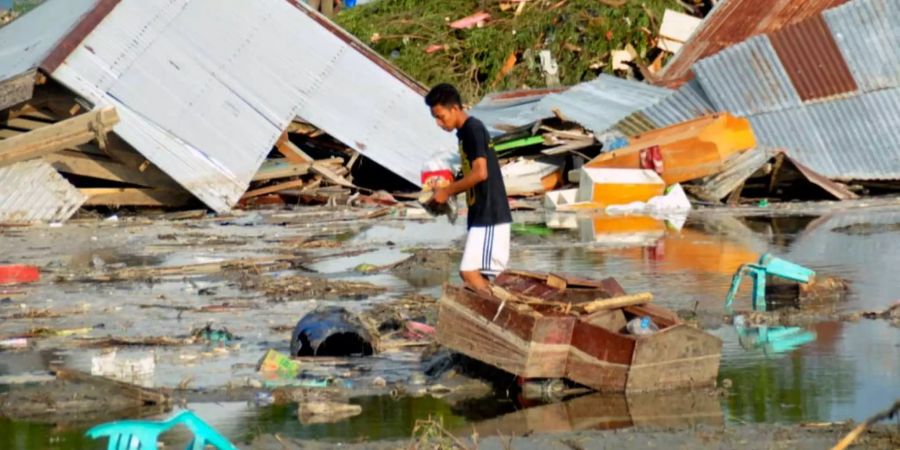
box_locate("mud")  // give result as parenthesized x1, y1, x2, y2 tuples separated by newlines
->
(0, 380, 168, 424)
(241, 274, 386, 301)
(249, 423, 900, 450)
(390, 248, 460, 287)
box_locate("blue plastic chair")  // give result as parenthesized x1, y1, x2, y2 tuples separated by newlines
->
(86, 410, 238, 450)
(725, 253, 816, 313)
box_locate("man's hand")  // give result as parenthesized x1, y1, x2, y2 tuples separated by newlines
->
(432, 187, 450, 204)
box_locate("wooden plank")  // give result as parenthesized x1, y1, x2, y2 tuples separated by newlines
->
(275, 132, 314, 163)
(541, 139, 596, 156)
(582, 293, 653, 313)
(46, 151, 172, 188)
(4, 117, 52, 131)
(242, 180, 305, 199)
(80, 188, 190, 207)
(252, 159, 311, 181)
(312, 161, 355, 188)
(0, 107, 119, 169)
(0, 70, 36, 111)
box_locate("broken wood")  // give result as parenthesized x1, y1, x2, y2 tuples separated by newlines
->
(55, 368, 170, 406)
(80, 188, 191, 207)
(831, 400, 900, 450)
(0, 107, 119, 169)
(0, 70, 36, 111)
(581, 292, 654, 313)
(242, 180, 305, 199)
(541, 139, 596, 156)
(276, 131, 314, 163)
(46, 150, 172, 188)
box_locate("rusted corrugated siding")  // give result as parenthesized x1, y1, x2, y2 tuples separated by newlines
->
(770, 14, 857, 101)
(655, 0, 848, 89)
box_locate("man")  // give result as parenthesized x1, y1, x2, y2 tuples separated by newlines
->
(425, 83, 512, 293)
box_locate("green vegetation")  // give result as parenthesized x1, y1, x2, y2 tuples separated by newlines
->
(336, 0, 683, 102)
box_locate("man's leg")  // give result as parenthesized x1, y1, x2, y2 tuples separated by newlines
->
(459, 226, 491, 294)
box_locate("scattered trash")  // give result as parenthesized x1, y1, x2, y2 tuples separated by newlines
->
(657, 9, 703, 54)
(291, 306, 377, 357)
(91, 350, 156, 386)
(298, 401, 363, 424)
(258, 349, 302, 379)
(449, 11, 491, 29)
(191, 324, 237, 344)
(0, 265, 40, 285)
(0, 338, 28, 350)
(626, 316, 659, 336)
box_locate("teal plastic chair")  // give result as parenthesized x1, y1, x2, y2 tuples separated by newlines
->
(725, 253, 816, 313)
(86, 410, 238, 450)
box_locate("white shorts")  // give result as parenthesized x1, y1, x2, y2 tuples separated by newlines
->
(460, 223, 511, 277)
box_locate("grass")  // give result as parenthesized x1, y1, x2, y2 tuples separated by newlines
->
(336, 0, 685, 102)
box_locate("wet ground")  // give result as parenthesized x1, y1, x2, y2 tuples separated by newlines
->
(1, 199, 899, 449)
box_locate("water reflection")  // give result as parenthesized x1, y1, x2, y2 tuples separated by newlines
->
(465, 389, 722, 436)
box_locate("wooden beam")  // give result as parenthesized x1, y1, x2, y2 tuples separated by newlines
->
(275, 131, 314, 163)
(0, 107, 119, 169)
(80, 188, 190, 207)
(312, 161, 355, 188)
(581, 292, 653, 314)
(46, 150, 173, 188)
(55, 369, 170, 406)
(242, 180, 305, 199)
(0, 70, 36, 111)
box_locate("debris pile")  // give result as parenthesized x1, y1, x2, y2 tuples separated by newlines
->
(0, 0, 457, 225)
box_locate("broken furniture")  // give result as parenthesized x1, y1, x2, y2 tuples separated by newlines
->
(724, 253, 816, 313)
(86, 410, 237, 450)
(733, 317, 817, 356)
(436, 271, 722, 392)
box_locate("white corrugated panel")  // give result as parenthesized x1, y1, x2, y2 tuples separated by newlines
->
(0, 0, 98, 82)
(0, 159, 86, 223)
(51, 0, 455, 212)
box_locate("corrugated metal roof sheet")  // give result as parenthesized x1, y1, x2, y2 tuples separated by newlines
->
(749, 87, 900, 180)
(639, 79, 716, 130)
(470, 76, 671, 136)
(694, 36, 802, 116)
(0, 0, 98, 83)
(41, 0, 455, 212)
(0, 159, 86, 223)
(655, 0, 848, 89)
(825, 0, 900, 92)
(530, 75, 672, 134)
(769, 14, 857, 101)
(468, 89, 554, 137)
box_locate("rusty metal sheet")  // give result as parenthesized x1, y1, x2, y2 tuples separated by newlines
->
(694, 36, 801, 116)
(655, 0, 849, 89)
(769, 14, 857, 101)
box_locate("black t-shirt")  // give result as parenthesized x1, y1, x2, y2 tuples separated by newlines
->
(456, 117, 513, 229)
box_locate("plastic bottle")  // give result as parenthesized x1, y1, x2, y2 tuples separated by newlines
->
(626, 316, 659, 336)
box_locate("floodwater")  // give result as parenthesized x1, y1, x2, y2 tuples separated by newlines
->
(0, 204, 898, 449)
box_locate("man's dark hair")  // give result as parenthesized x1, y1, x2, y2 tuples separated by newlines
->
(425, 83, 462, 108)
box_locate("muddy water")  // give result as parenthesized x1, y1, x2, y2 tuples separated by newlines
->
(0, 206, 898, 448)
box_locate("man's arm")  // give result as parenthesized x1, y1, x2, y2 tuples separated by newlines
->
(433, 158, 487, 203)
